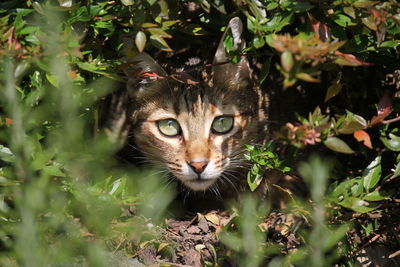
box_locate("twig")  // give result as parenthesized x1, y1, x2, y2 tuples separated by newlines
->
(382, 115, 400, 124)
(389, 250, 400, 259)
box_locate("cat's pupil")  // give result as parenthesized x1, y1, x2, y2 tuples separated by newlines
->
(211, 116, 234, 134)
(157, 119, 181, 137)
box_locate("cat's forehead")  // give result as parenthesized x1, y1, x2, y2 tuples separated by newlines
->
(145, 81, 240, 119)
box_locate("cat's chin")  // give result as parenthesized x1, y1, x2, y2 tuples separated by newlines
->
(182, 178, 217, 191)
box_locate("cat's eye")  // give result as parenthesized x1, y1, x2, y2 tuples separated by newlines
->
(157, 119, 181, 137)
(211, 116, 234, 134)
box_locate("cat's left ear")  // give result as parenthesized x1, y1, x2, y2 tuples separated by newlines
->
(124, 53, 168, 99)
(212, 17, 252, 89)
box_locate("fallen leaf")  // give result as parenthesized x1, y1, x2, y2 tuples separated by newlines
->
(353, 130, 372, 149)
(204, 213, 220, 226)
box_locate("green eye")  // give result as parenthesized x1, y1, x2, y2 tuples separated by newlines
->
(157, 119, 181, 137)
(211, 116, 234, 134)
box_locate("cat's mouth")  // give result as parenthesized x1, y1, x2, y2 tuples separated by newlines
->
(183, 177, 217, 191)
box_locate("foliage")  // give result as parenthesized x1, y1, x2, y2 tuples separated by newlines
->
(0, 0, 399, 266)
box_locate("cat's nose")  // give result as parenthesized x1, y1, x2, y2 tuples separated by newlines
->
(188, 160, 209, 174)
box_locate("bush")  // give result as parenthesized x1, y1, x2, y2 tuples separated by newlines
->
(0, 0, 399, 266)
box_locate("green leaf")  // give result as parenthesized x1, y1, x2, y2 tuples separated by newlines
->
(362, 156, 381, 191)
(121, 0, 135, 6)
(337, 110, 367, 134)
(325, 72, 342, 102)
(247, 171, 263, 192)
(149, 35, 172, 51)
(324, 137, 354, 154)
(363, 191, 386, 201)
(380, 134, 400, 151)
(339, 197, 377, 213)
(281, 51, 294, 72)
(42, 165, 65, 177)
(334, 14, 356, 27)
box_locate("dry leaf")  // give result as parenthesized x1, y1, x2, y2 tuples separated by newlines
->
(204, 213, 220, 226)
(353, 130, 372, 149)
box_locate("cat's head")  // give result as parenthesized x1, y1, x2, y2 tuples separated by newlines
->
(126, 18, 265, 191)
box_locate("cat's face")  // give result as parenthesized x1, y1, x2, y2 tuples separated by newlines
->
(131, 78, 260, 191)
(125, 18, 266, 191)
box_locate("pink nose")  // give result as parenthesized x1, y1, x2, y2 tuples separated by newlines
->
(188, 160, 209, 174)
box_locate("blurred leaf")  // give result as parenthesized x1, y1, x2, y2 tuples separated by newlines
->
(121, 0, 135, 6)
(149, 34, 172, 51)
(333, 14, 356, 27)
(324, 137, 354, 154)
(43, 165, 65, 177)
(353, 130, 372, 149)
(340, 197, 377, 213)
(362, 156, 381, 191)
(135, 31, 147, 53)
(296, 72, 319, 83)
(334, 51, 372, 66)
(343, 6, 356, 19)
(363, 191, 386, 201)
(281, 51, 293, 72)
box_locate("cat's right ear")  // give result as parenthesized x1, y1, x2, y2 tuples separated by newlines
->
(124, 53, 167, 99)
(212, 17, 252, 90)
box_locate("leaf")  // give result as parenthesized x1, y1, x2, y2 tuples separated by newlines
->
(380, 134, 400, 151)
(204, 212, 220, 225)
(343, 6, 356, 19)
(43, 165, 65, 177)
(338, 110, 368, 134)
(158, 243, 170, 252)
(363, 191, 386, 201)
(377, 91, 393, 115)
(121, 0, 135, 6)
(309, 15, 331, 41)
(324, 137, 354, 154)
(353, 130, 372, 149)
(149, 35, 172, 51)
(281, 51, 294, 72)
(296, 72, 320, 83)
(325, 72, 342, 102)
(46, 74, 59, 87)
(334, 51, 372, 66)
(362, 156, 381, 191)
(147, 28, 172, 39)
(333, 14, 355, 27)
(247, 171, 263, 191)
(135, 31, 147, 52)
(259, 56, 271, 84)
(339, 197, 377, 213)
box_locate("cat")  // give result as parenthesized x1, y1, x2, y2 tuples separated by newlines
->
(105, 17, 300, 206)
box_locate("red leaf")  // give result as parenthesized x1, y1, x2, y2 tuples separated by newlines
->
(334, 51, 372, 66)
(5, 118, 13, 125)
(377, 91, 393, 115)
(140, 72, 164, 80)
(370, 8, 385, 23)
(370, 91, 393, 126)
(309, 15, 331, 41)
(353, 130, 372, 149)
